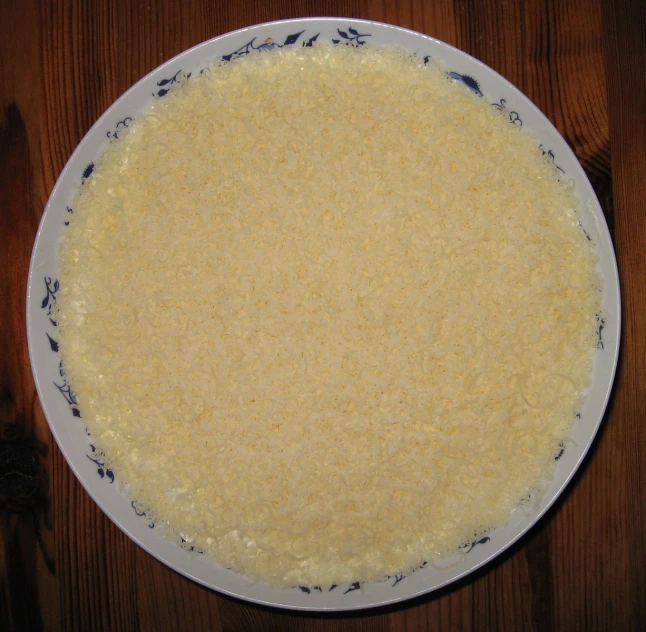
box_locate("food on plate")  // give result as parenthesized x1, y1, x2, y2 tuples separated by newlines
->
(56, 44, 602, 586)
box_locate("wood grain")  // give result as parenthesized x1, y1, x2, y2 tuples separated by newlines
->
(1, 0, 644, 630)
(603, 0, 646, 629)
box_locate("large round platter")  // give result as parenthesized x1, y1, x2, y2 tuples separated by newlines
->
(27, 17, 620, 611)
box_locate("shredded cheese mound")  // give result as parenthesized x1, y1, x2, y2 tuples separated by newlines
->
(57, 45, 602, 587)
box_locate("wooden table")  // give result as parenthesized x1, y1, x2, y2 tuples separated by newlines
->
(1, 1, 644, 629)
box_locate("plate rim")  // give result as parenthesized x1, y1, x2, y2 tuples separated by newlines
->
(26, 16, 622, 612)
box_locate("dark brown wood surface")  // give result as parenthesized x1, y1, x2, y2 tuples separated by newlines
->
(1, 0, 644, 630)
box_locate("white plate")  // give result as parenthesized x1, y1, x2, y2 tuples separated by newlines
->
(27, 17, 620, 611)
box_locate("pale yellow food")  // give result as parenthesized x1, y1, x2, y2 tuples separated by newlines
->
(57, 44, 601, 587)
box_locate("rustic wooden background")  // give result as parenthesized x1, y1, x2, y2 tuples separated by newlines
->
(1, 0, 644, 630)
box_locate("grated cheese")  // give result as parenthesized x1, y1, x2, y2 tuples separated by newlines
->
(57, 44, 602, 587)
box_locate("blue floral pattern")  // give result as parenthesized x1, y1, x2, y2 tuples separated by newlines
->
(40, 275, 118, 486)
(81, 163, 94, 183)
(493, 98, 523, 126)
(331, 27, 371, 46)
(40, 278, 82, 419)
(41, 277, 59, 325)
(448, 72, 484, 97)
(460, 536, 491, 554)
(54, 362, 80, 418)
(87, 443, 115, 483)
(539, 144, 565, 174)
(596, 314, 606, 349)
(107, 117, 133, 140)
(132, 501, 155, 529)
(221, 30, 309, 62)
(154, 70, 191, 97)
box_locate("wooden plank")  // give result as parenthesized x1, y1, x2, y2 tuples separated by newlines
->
(0, 0, 60, 629)
(602, 0, 646, 629)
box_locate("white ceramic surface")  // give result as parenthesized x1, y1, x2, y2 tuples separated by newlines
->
(27, 18, 621, 611)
